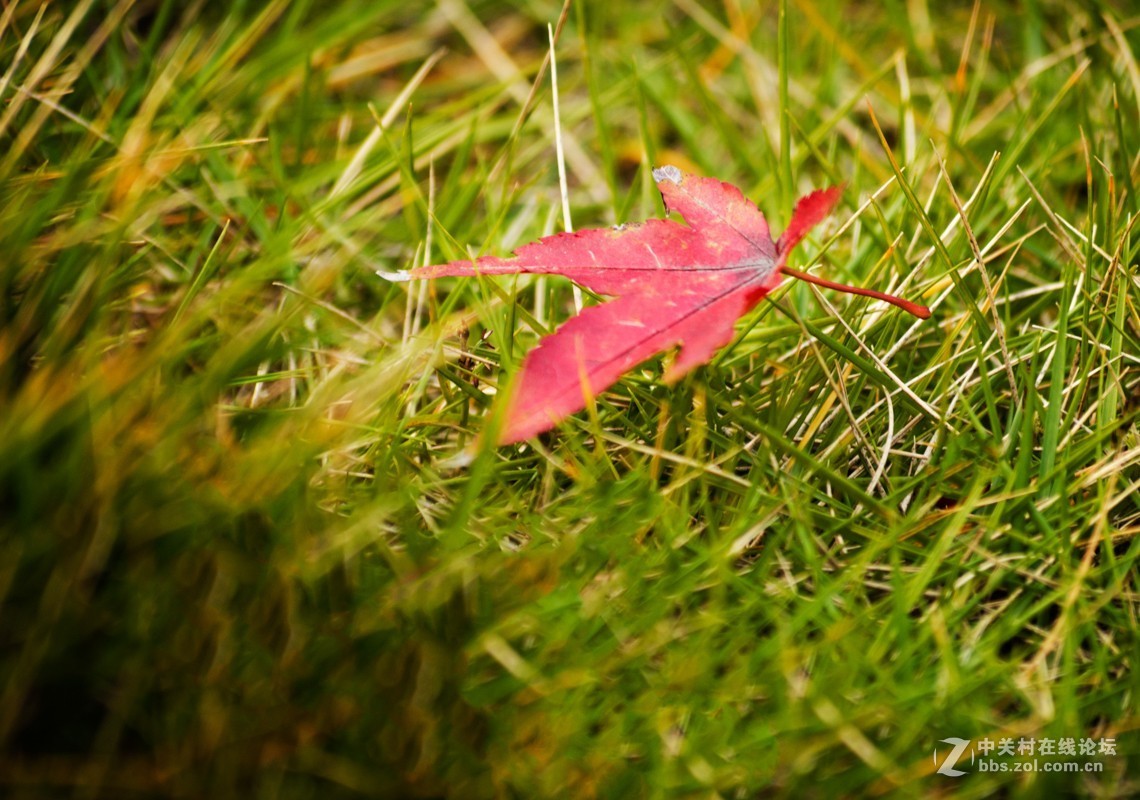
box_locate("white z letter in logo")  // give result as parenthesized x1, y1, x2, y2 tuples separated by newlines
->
(934, 737, 973, 777)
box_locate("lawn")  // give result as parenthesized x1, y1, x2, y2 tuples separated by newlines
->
(1, 0, 1137, 797)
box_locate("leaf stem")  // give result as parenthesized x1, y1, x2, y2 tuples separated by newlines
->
(782, 266, 931, 319)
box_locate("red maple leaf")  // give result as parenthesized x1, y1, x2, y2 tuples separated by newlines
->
(409, 166, 929, 444)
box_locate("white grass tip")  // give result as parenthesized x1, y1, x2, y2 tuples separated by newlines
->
(376, 268, 412, 282)
(437, 447, 476, 470)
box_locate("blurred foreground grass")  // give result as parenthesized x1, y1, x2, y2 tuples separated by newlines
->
(1, 0, 1138, 797)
